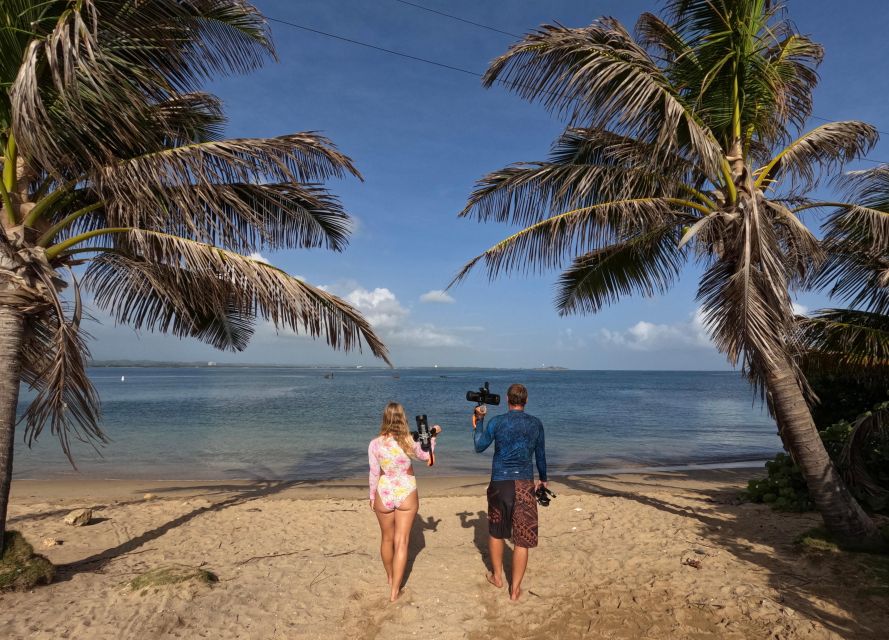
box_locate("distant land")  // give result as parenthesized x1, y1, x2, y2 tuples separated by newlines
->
(533, 366, 569, 371)
(87, 360, 531, 370)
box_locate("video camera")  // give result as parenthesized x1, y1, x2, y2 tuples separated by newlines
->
(466, 382, 500, 407)
(535, 486, 556, 507)
(411, 414, 437, 455)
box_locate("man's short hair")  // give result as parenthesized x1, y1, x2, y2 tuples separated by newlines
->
(507, 383, 528, 406)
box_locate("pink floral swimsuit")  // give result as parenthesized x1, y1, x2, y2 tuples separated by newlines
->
(368, 436, 434, 510)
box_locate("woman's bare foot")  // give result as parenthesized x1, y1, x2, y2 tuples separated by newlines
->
(389, 588, 401, 602)
(386, 574, 392, 586)
(486, 572, 503, 588)
(509, 587, 522, 601)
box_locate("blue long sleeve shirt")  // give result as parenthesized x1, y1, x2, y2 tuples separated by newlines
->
(473, 409, 547, 482)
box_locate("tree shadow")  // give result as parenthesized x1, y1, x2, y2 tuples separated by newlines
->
(403, 513, 440, 587)
(53, 478, 307, 580)
(558, 472, 889, 639)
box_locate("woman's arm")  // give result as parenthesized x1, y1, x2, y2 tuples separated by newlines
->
(368, 441, 381, 505)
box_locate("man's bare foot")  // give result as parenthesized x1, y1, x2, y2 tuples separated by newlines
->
(509, 587, 522, 601)
(486, 572, 503, 588)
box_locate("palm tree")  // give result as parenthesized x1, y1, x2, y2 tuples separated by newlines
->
(0, 1, 389, 553)
(452, 0, 882, 546)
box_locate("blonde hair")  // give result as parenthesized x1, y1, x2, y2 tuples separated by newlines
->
(379, 402, 415, 458)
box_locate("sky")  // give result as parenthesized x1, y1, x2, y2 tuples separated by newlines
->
(85, 0, 889, 369)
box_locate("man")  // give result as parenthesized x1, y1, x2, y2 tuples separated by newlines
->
(472, 383, 547, 601)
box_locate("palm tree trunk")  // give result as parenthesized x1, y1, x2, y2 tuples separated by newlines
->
(0, 303, 24, 555)
(766, 354, 881, 548)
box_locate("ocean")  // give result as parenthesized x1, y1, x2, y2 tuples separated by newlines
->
(13, 367, 780, 480)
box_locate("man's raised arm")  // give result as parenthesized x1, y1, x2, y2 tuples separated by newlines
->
(472, 406, 494, 453)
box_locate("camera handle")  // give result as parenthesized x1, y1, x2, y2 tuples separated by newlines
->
(471, 402, 485, 430)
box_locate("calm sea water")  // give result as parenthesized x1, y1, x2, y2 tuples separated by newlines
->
(13, 368, 780, 480)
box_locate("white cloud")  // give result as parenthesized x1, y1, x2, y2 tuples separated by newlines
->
(792, 302, 809, 316)
(248, 252, 270, 264)
(341, 286, 463, 348)
(345, 287, 409, 330)
(555, 327, 588, 351)
(598, 309, 713, 352)
(419, 289, 455, 304)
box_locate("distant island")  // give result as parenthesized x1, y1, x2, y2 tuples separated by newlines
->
(87, 360, 389, 369)
(88, 360, 570, 371)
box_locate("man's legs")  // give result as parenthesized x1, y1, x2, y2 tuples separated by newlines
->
(509, 545, 528, 600)
(509, 481, 538, 601)
(487, 535, 505, 588)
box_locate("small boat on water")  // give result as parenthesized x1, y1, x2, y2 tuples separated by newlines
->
(121, 376, 126, 382)
(323, 373, 334, 379)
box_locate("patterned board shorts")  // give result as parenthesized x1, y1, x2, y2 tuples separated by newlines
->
(486, 480, 538, 548)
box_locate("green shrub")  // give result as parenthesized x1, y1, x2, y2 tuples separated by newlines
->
(746, 453, 812, 511)
(745, 370, 889, 514)
(128, 564, 217, 591)
(0, 532, 55, 591)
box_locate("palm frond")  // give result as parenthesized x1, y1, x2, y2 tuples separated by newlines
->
(841, 404, 889, 505)
(797, 309, 889, 370)
(83, 254, 256, 351)
(757, 121, 878, 192)
(825, 166, 889, 248)
(555, 224, 687, 315)
(20, 286, 104, 461)
(697, 198, 799, 389)
(79, 230, 390, 364)
(663, 0, 823, 149)
(8, 0, 273, 173)
(95, 133, 360, 212)
(483, 21, 723, 175)
(762, 199, 824, 285)
(460, 127, 703, 226)
(451, 197, 692, 286)
(87, 182, 352, 254)
(635, 11, 699, 67)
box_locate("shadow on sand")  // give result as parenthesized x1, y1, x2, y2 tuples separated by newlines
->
(49, 462, 364, 581)
(457, 509, 514, 589)
(557, 470, 889, 639)
(402, 514, 440, 588)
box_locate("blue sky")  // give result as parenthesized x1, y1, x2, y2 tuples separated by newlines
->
(86, 0, 889, 369)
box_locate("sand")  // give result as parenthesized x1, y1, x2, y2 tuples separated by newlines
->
(2, 469, 887, 639)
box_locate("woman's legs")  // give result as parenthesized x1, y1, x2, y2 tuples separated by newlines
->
(374, 491, 395, 584)
(390, 489, 418, 602)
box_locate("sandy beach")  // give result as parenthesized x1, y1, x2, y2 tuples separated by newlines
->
(2, 469, 887, 640)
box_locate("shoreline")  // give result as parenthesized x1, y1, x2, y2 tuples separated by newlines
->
(11, 457, 770, 485)
(9, 464, 767, 503)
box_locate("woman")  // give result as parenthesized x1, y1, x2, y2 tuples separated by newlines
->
(368, 402, 441, 602)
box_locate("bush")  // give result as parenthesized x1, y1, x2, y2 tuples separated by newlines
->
(0, 531, 55, 591)
(128, 564, 217, 592)
(746, 396, 889, 514)
(746, 453, 812, 512)
(806, 371, 889, 429)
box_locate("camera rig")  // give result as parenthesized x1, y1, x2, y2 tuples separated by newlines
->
(466, 381, 500, 407)
(411, 414, 436, 466)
